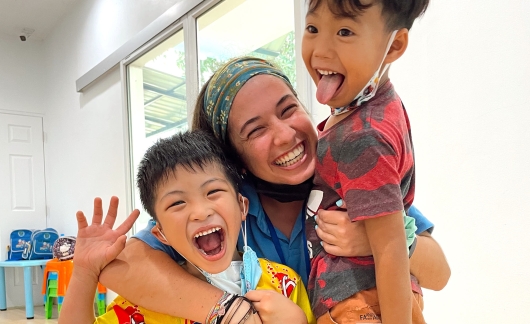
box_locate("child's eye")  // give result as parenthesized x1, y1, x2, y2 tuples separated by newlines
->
(207, 189, 223, 196)
(306, 25, 318, 33)
(338, 29, 354, 37)
(169, 200, 185, 209)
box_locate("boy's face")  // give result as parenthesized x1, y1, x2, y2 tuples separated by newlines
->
(302, 0, 393, 108)
(152, 163, 248, 274)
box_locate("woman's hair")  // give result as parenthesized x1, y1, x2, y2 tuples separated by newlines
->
(136, 130, 242, 221)
(192, 79, 244, 171)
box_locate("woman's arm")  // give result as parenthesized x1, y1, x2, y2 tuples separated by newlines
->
(410, 232, 450, 290)
(99, 238, 223, 322)
(315, 208, 450, 290)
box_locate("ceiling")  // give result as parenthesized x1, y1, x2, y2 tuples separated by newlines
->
(0, 0, 79, 40)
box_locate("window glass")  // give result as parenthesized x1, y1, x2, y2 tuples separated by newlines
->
(197, 0, 296, 87)
(127, 29, 186, 230)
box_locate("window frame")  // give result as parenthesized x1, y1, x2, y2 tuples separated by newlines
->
(117, 0, 312, 233)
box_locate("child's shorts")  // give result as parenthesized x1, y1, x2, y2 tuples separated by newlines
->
(316, 287, 425, 324)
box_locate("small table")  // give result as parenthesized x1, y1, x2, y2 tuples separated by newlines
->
(0, 259, 51, 319)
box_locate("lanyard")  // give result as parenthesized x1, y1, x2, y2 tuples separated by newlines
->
(265, 215, 286, 265)
(264, 204, 311, 278)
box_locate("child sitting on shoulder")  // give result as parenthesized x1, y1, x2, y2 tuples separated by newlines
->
(302, 0, 430, 323)
(59, 130, 315, 324)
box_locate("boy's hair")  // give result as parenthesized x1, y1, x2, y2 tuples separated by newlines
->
(136, 130, 242, 221)
(308, 0, 429, 31)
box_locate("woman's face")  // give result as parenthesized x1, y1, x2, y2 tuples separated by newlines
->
(227, 75, 317, 185)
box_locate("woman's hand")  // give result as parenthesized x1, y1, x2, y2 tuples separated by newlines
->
(315, 201, 372, 257)
(74, 196, 139, 280)
(245, 290, 307, 324)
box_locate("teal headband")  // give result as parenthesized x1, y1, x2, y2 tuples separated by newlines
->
(203, 56, 293, 144)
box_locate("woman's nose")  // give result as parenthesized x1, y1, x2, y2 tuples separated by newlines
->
(272, 121, 296, 147)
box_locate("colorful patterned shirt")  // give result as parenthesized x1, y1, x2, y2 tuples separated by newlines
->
(93, 258, 315, 324)
(306, 81, 420, 318)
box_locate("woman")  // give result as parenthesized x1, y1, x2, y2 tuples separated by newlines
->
(99, 57, 450, 323)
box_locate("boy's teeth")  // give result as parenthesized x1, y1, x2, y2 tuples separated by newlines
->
(318, 69, 337, 75)
(194, 227, 221, 238)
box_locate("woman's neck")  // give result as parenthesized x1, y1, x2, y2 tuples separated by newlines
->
(259, 193, 304, 239)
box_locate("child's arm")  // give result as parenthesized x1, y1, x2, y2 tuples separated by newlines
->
(365, 211, 411, 324)
(58, 197, 139, 324)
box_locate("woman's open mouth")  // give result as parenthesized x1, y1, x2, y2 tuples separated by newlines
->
(193, 227, 226, 261)
(274, 142, 305, 167)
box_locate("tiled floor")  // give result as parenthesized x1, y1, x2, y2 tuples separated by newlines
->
(0, 306, 58, 324)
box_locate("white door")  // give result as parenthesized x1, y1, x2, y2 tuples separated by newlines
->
(0, 113, 47, 307)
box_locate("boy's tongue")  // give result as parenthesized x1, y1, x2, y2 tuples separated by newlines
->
(196, 232, 222, 254)
(316, 74, 343, 104)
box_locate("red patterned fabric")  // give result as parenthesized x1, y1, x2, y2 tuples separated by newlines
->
(306, 81, 420, 318)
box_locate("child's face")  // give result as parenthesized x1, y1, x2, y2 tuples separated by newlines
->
(302, 0, 393, 108)
(152, 162, 248, 274)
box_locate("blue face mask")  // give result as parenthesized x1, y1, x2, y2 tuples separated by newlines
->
(240, 219, 262, 295)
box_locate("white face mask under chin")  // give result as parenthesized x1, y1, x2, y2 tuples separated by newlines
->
(198, 261, 243, 295)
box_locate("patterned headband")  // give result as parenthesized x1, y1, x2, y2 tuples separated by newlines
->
(203, 56, 293, 144)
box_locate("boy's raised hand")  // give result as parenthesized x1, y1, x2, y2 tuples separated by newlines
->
(74, 196, 140, 281)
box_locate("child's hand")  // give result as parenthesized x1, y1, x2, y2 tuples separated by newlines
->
(245, 290, 307, 324)
(74, 196, 140, 281)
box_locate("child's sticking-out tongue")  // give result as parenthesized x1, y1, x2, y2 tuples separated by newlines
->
(316, 74, 343, 105)
(196, 231, 222, 255)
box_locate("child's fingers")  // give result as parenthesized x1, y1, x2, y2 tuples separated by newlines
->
(76, 211, 89, 230)
(92, 197, 104, 225)
(103, 196, 120, 228)
(106, 235, 127, 262)
(115, 209, 140, 236)
(103, 196, 119, 227)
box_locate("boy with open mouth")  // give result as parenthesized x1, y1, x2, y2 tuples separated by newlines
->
(59, 130, 315, 324)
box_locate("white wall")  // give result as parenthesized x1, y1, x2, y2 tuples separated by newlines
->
(42, 0, 182, 236)
(1, 0, 529, 321)
(391, 0, 530, 322)
(0, 35, 46, 115)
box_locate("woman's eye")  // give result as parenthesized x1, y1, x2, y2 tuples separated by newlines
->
(247, 126, 264, 138)
(306, 25, 317, 33)
(338, 29, 354, 37)
(281, 104, 297, 117)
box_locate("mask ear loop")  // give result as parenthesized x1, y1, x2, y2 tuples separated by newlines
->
(241, 203, 248, 252)
(376, 30, 398, 83)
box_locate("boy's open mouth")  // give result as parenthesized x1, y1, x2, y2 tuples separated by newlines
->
(316, 69, 344, 105)
(193, 227, 226, 258)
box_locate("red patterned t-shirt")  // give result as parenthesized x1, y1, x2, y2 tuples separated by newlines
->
(306, 81, 420, 318)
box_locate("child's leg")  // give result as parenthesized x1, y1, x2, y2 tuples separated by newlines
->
(316, 288, 426, 324)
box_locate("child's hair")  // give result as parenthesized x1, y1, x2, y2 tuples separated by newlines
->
(308, 0, 429, 31)
(136, 130, 242, 220)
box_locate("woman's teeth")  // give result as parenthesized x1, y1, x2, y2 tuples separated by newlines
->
(194, 227, 221, 238)
(275, 143, 304, 167)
